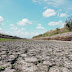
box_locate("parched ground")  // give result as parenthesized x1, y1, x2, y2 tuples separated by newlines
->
(0, 40, 72, 72)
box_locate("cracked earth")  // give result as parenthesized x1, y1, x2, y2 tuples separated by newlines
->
(0, 40, 72, 72)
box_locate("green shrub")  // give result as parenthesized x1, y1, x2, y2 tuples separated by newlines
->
(11, 64, 15, 69)
(0, 66, 5, 71)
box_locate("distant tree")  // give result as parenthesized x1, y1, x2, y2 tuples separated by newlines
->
(65, 16, 72, 31)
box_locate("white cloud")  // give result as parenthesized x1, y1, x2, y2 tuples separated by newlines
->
(10, 24, 18, 30)
(47, 0, 66, 7)
(43, 9, 56, 17)
(32, 0, 42, 4)
(14, 31, 39, 38)
(0, 27, 40, 38)
(24, 32, 29, 36)
(33, 0, 67, 7)
(10, 24, 15, 27)
(3, 30, 39, 38)
(0, 29, 11, 35)
(32, 0, 71, 10)
(10, 27, 18, 30)
(60, 13, 68, 17)
(0, 16, 4, 22)
(17, 18, 32, 26)
(36, 24, 44, 29)
(10, 24, 25, 32)
(0, 16, 4, 25)
(32, 0, 38, 2)
(44, 0, 47, 2)
(48, 20, 65, 26)
(44, 7, 48, 9)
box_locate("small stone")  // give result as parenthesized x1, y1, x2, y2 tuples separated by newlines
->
(49, 66, 61, 72)
(37, 64, 48, 72)
(25, 57, 38, 63)
(61, 67, 71, 72)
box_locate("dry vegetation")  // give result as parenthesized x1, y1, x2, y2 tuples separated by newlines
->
(33, 16, 72, 41)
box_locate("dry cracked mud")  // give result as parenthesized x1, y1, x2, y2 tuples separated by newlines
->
(0, 40, 72, 72)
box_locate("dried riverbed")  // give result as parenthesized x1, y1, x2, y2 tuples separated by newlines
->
(0, 40, 72, 72)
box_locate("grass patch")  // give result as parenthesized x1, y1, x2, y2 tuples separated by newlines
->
(0, 66, 5, 71)
(59, 64, 64, 67)
(0, 38, 17, 41)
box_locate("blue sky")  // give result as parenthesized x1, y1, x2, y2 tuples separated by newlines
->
(0, 0, 72, 38)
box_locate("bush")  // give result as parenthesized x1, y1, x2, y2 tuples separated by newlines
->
(0, 66, 5, 71)
(65, 16, 72, 31)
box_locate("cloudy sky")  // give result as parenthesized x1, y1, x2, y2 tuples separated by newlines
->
(0, 0, 72, 38)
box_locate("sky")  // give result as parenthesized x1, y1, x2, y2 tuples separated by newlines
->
(0, 0, 72, 38)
